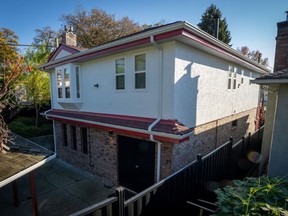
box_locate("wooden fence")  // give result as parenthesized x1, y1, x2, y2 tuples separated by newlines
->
(70, 126, 264, 216)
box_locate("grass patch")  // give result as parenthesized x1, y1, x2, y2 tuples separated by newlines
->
(8, 116, 53, 138)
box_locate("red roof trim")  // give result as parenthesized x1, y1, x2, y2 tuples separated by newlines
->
(45, 37, 151, 69)
(44, 109, 191, 144)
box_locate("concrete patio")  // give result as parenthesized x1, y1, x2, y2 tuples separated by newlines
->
(0, 158, 115, 216)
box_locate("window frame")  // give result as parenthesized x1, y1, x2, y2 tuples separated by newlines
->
(71, 125, 77, 151)
(228, 66, 237, 91)
(115, 57, 125, 90)
(56, 64, 82, 102)
(62, 123, 68, 147)
(134, 53, 147, 90)
(80, 127, 88, 155)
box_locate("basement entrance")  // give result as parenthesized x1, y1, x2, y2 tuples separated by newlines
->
(118, 136, 155, 193)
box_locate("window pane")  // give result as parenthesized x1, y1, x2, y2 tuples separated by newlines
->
(135, 54, 146, 71)
(116, 75, 125, 90)
(62, 124, 67, 146)
(71, 125, 77, 150)
(58, 88, 63, 98)
(233, 79, 237, 89)
(57, 69, 62, 98)
(228, 78, 231, 90)
(64, 68, 70, 98)
(81, 127, 88, 155)
(135, 72, 146, 89)
(116, 58, 125, 74)
(76, 67, 80, 98)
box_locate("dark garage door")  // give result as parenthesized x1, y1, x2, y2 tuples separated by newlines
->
(118, 136, 155, 193)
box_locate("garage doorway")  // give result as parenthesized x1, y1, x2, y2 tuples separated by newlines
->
(118, 136, 155, 193)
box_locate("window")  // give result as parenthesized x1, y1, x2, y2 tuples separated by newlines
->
(241, 70, 244, 85)
(76, 66, 81, 98)
(228, 66, 237, 90)
(62, 124, 68, 147)
(71, 125, 77, 150)
(115, 58, 125, 90)
(56, 64, 81, 100)
(57, 69, 63, 98)
(135, 54, 146, 89)
(64, 68, 70, 98)
(81, 127, 88, 155)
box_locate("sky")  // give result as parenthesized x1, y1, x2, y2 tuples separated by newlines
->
(1, 0, 287, 71)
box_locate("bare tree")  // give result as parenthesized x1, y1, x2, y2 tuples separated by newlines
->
(33, 26, 58, 50)
(237, 46, 269, 66)
(0, 56, 28, 151)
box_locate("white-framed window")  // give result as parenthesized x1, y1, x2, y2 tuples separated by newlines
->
(241, 70, 244, 85)
(134, 54, 146, 89)
(228, 66, 237, 90)
(57, 66, 70, 98)
(75, 66, 81, 98)
(115, 58, 125, 90)
(56, 64, 81, 100)
(57, 69, 63, 98)
(64, 68, 70, 98)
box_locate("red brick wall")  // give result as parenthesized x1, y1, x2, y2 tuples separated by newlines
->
(54, 107, 257, 184)
(55, 123, 118, 187)
(171, 108, 257, 173)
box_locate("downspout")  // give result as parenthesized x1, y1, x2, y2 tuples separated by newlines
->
(149, 35, 163, 182)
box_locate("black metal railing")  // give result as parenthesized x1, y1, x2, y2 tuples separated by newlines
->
(70, 126, 264, 216)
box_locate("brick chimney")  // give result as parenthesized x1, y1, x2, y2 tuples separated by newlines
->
(61, 25, 77, 47)
(274, 11, 288, 72)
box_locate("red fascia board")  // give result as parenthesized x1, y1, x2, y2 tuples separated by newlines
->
(48, 116, 186, 144)
(44, 30, 185, 70)
(154, 29, 183, 40)
(45, 37, 151, 70)
(181, 30, 266, 72)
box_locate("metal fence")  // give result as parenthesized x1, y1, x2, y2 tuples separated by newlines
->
(70, 126, 264, 216)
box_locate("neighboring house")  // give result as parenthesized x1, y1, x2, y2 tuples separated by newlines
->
(40, 21, 269, 192)
(252, 14, 288, 178)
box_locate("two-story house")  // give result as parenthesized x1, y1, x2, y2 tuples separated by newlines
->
(40, 21, 269, 192)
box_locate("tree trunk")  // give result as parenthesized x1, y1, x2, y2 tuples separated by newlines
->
(35, 105, 39, 127)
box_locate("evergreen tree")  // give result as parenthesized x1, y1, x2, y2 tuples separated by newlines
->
(198, 4, 232, 45)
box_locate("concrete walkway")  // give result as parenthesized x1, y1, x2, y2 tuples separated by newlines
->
(0, 159, 115, 216)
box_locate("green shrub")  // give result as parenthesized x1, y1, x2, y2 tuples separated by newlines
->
(8, 116, 52, 138)
(214, 176, 288, 216)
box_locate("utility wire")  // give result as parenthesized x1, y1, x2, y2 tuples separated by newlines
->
(0, 43, 53, 48)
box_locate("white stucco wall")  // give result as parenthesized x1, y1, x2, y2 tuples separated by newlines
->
(51, 44, 176, 118)
(50, 41, 262, 127)
(173, 42, 261, 128)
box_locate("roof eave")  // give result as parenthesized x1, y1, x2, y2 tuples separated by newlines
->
(45, 113, 192, 144)
(38, 21, 269, 75)
(251, 79, 288, 85)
